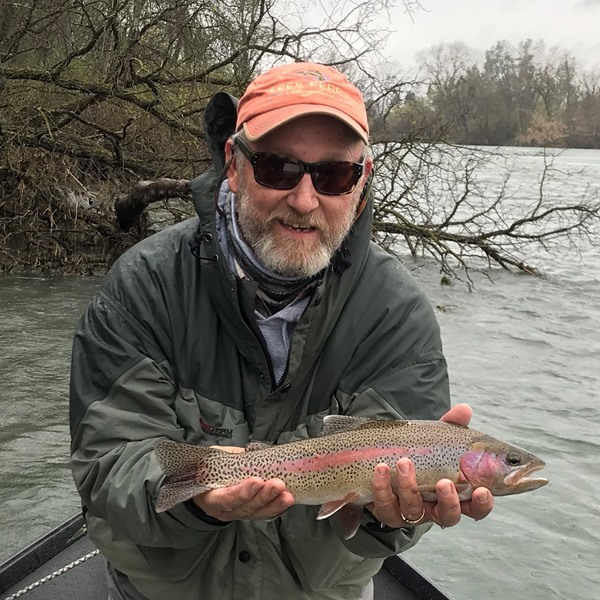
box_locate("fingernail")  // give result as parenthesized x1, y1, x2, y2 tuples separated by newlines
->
(249, 482, 261, 494)
(397, 461, 410, 476)
(377, 465, 388, 476)
(439, 483, 452, 497)
(478, 490, 490, 503)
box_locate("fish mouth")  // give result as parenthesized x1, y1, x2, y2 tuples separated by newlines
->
(504, 463, 549, 490)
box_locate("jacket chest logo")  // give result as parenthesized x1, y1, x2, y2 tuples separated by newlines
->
(200, 418, 233, 439)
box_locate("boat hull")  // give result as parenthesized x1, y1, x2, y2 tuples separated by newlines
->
(0, 515, 451, 600)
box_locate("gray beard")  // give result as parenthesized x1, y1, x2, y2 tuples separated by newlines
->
(223, 190, 320, 311)
(236, 190, 355, 278)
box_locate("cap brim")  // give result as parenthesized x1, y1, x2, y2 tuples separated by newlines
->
(243, 104, 369, 144)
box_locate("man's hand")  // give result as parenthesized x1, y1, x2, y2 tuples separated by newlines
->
(191, 446, 295, 521)
(367, 403, 495, 529)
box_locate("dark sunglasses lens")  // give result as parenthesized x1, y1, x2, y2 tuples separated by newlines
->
(250, 150, 362, 195)
(313, 163, 361, 195)
(254, 155, 303, 190)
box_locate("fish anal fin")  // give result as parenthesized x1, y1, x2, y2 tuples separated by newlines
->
(317, 492, 361, 520)
(333, 503, 365, 540)
(316, 492, 365, 540)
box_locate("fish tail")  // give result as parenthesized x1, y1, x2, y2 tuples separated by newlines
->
(154, 439, 216, 512)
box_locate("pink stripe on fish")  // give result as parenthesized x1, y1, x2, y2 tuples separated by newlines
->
(246, 446, 432, 475)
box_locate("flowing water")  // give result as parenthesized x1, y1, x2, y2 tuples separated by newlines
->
(0, 147, 599, 599)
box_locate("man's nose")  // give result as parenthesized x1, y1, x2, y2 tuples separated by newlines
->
(285, 173, 320, 214)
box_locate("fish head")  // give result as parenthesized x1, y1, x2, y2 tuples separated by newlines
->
(459, 437, 549, 496)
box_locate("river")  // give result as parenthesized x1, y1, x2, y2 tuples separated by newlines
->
(0, 146, 599, 599)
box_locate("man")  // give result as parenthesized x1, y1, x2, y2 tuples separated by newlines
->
(69, 62, 494, 600)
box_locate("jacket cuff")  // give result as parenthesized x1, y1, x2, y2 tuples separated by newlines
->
(183, 499, 230, 526)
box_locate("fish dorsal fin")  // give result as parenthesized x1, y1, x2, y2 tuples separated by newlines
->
(321, 415, 411, 436)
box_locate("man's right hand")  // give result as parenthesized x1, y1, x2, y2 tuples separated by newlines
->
(191, 446, 295, 521)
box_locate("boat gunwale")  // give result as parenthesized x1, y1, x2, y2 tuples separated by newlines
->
(0, 513, 84, 594)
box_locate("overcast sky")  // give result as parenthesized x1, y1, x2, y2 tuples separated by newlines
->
(385, 0, 600, 70)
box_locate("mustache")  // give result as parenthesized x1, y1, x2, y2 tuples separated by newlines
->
(266, 208, 327, 230)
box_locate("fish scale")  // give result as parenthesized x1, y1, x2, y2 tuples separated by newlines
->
(154, 416, 548, 538)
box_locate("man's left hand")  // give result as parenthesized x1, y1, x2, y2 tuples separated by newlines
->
(366, 403, 495, 529)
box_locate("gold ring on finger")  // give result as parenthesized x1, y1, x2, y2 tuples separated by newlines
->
(400, 507, 426, 525)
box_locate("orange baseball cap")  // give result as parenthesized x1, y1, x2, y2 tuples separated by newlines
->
(236, 62, 369, 143)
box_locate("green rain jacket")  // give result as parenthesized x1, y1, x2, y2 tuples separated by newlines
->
(69, 94, 451, 600)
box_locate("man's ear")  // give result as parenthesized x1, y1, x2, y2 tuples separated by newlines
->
(363, 155, 374, 180)
(225, 138, 239, 193)
(354, 156, 375, 221)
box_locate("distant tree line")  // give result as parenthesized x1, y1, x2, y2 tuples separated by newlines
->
(379, 40, 600, 148)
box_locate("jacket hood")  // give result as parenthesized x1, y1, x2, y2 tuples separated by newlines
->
(203, 91, 239, 174)
(191, 92, 238, 218)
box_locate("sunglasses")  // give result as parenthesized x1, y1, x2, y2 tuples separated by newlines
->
(235, 137, 364, 196)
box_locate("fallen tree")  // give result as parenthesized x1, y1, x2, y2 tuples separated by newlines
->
(110, 142, 600, 287)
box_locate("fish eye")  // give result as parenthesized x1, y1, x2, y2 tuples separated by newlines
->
(505, 452, 523, 466)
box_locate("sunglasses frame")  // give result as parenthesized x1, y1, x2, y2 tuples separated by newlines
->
(234, 137, 364, 196)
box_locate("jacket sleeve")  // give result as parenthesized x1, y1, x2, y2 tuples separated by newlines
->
(334, 267, 451, 557)
(69, 280, 232, 549)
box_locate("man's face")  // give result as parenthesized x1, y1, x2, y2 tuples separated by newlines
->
(227, 115, 372, 278)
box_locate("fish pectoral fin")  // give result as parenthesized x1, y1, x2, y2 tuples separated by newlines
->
(414, 482, 473, 502)
(317, 492, 361, 519)
(415, 483, 437, 494)
(455, 482, 473, 500)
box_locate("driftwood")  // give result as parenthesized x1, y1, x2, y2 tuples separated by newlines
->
(115, 178, 192, 231)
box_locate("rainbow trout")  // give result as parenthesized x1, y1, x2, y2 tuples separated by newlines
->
(155, 416, 548, 538)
